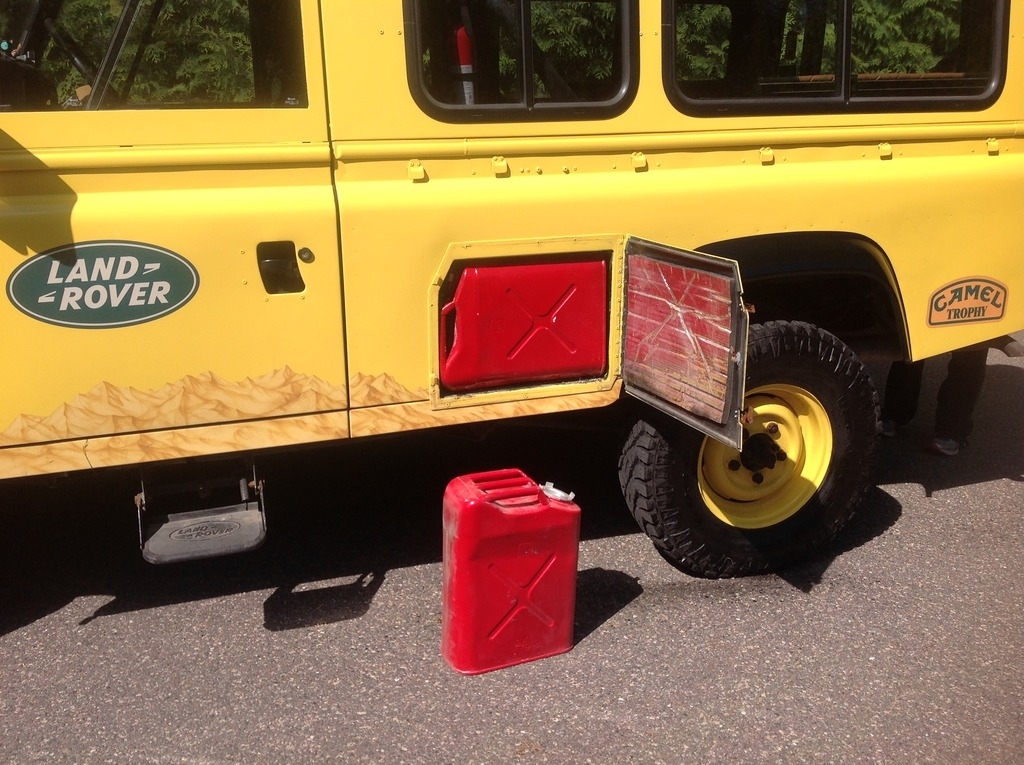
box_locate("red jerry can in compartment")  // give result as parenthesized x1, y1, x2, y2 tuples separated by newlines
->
(438, 260, 609, 392)
(442, 469, 581, 675)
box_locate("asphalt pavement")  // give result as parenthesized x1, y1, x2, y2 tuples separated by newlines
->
(1, 345, 1022, 764)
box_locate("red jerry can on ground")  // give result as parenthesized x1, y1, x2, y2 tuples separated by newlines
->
(442, 469, 581, 675)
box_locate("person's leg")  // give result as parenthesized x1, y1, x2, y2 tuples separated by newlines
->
(882, 360, 926, 430)
(934, 344, 989, 446)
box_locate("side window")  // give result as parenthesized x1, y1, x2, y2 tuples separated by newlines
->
(0, 0, 307, 111)
(667, 0, 1005, 115)
(405, 0, 639, 121)
(850, 0, 997, 98)
(672, 0, 840, 102)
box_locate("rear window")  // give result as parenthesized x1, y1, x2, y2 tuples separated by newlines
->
(666, 0, 1007, 115)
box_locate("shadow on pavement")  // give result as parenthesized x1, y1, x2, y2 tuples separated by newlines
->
(0, 410, 635, 637)
(3, 353, 1019, 634)
(775, 485, 904, 592)
(873, 361, 1024, 496)
(263, 571, 387, 631)
(574, 567, 644, 644)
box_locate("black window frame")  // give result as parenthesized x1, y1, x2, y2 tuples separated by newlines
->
(663, 0, 1010, 117)
(404, 0, 640, 123)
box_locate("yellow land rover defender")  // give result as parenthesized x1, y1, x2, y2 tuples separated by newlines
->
(2, 0, 1021, 575)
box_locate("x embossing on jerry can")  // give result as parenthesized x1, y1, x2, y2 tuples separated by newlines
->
(442, 469, 581, 675)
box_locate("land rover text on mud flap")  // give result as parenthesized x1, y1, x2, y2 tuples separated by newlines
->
(2, 0, 1022, 575)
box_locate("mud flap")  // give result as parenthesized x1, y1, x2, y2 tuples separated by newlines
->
(621, 237, 748, 449)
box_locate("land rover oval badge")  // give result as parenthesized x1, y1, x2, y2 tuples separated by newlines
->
(6, 241, 199, 328)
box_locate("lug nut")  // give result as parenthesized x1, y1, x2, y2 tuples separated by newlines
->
(752, 472, 764, 484)
(728, 459, 742, 472)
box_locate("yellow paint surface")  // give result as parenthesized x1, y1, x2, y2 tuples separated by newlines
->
(2, 0, 1022, 479)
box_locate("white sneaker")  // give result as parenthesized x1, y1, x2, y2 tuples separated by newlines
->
(928, 437, 960, 456)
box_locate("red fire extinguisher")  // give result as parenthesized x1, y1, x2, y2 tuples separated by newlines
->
(454, 6, 475, 105)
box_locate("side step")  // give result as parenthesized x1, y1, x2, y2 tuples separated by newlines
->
(136, 462, 266, 565)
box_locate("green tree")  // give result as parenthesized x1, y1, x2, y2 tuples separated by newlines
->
(852, 0, 961, 73)
(531, 0, 618, 82)
(119, 0, 253, 105)
(1, 0, 253, 106)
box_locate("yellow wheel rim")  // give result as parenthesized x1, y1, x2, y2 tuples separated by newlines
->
(698, 384, 833, 529)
